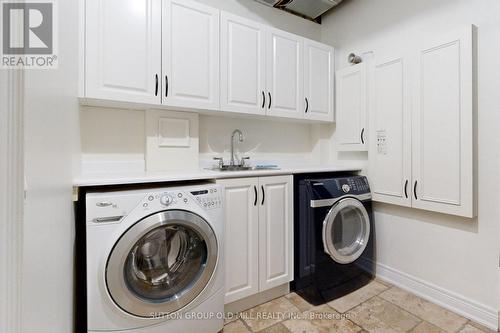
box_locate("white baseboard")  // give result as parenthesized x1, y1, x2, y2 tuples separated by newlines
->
(361, 259, 498, 331)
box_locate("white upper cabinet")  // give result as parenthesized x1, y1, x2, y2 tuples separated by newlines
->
(266, 29, 304, 119)
(220, 12, 267, 115)
(258, 175, 293, 292)
(411, 26, 475, 217)
(369, 55, 412, 207)
(85, 0, 161, 104)
(162, 0, 220, 110)
(303, 39, 334, 121)
(82, 3, 336, 121)
(336, 63, 368, 151)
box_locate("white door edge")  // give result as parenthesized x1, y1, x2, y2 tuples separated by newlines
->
(0, 68, 24, 333)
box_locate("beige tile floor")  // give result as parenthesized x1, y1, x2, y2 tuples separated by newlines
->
(222, 279, 497, 333)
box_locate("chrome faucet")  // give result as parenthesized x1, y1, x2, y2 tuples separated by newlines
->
(230, 129, 243, 166)
(212, 129, 250, 170)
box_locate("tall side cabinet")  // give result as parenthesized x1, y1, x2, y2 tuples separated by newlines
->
(369, 26, 476, 218)
(368, 55, 412, 207)
(411, 26, 475, 217)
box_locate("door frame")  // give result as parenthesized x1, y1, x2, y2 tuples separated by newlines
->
(0, 68, 24, 333)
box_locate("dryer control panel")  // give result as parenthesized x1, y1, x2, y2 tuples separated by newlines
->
(338, 176, 370, 193)
(309, 176, 371, 200)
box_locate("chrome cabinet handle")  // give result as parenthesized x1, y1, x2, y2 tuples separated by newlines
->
(261, 185, 265, 205)
(413, 181, 418, 200)
(261, 91, 266, 109)
(268, 92, 272, 109)
(305, 97, 309, 113)
(361, 128, 365, 144)
(155, 74, 158, 96)
(254, 186, 258, 206)
(404, 180, 408, 199)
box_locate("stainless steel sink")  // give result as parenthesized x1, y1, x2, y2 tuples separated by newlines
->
(216, 165, 254, 172)
(208, 166, 280, 172)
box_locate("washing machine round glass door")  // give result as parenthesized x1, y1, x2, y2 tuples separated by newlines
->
(322, 198, 370, 265)
(106, 210, 218, 318)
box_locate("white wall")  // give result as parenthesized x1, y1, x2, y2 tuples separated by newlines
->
(22, 0, 80, 332)
(321, 0, 500, 327)
(80, 1, 323, 173)
(80, 106, 145, 171)
(80, 109, 320, 171)
(199, 115, 317, 166)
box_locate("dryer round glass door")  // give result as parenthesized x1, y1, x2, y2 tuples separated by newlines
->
(106, 210, 218, 318)
(322, 198, 370, 264)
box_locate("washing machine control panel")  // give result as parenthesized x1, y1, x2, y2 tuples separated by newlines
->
(140, 186, 222, 211)
(190, 188, 223, 210)
(160, 194, 174, 206)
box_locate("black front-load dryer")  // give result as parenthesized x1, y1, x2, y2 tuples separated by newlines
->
(292, 175, 374, 305)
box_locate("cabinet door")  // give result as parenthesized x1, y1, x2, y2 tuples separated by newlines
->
(303, 39, 334, 122)
(217, 178, 260, 304)
(162, 0, 219, 110)
(266, 29, 303, 119)
(85, 0, 161, 104)
(412, 26, 475, 217)
(336, 63, 368, 151)
(369, 55, 412, 207)
(258, 175, 293, 291)
(220, 12, 267, 115)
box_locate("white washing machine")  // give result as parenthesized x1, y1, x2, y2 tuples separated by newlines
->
(85, 183, 224, 333)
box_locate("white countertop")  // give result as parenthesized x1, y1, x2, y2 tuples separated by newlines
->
(73, 164, 362, 187)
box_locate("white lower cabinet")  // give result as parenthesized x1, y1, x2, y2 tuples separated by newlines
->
(369, 25, 476, 218)
(258, 176, 294, 291)
(217, 175, 293, 304)
(217, 177, 260, 304)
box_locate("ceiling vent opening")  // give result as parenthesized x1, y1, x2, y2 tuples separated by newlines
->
(254, 0, 344, 22)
